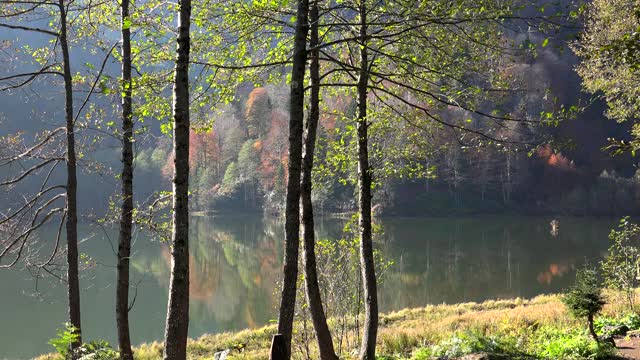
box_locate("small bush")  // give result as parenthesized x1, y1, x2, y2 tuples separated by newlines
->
(77, 340, 118, 360)
(411, 347, 434, 360)
(601, 217, 640, 311)
(48, 324, 118, 360)
(562, 266, 606, 341)
(48, 324, 80, 359)
(595, 312, 640, 335)
(535, 330, 614, 360)
(412, 326, 616, 360)
(414, 330, 518, 359)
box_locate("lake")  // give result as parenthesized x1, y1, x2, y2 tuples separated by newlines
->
(0, 215, 617, 359)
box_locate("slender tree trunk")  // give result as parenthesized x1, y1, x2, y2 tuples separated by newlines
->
(356, 3, 378, 359)
(163, 0, 191, 358)
(274, 0, 309, 358)
(300, 2, 338, 359)
(59, 0, 82, 354)
(588, 314, 599, 342)
(116, 0, 134, 358)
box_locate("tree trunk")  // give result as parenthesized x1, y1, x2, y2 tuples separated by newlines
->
(163, 0, 191, 358)
(356, 3, 378, 359)
(270, 334, 287, 359)
(588, 314, 599, 342)
(301, 2, 338, 359)
(59, 0, 82, 354)
(275, 0, 309, 358)
(116, 0, 134, 358)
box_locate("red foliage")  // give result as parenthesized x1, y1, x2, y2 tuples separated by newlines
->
(189, 129, 221, 173)
(161, 152, 174, 180)
(245, 88, 271, 137)
(161, 129, 221, 182)
(536, 260, 574, 285)
(253, 139, 263, 151)
(246, 88, 269, 109)
(536, 145, 576, 172)
(259, 109, 288, 188)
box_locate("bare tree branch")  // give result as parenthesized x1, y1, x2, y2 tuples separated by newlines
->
(0, 22, 58, 36)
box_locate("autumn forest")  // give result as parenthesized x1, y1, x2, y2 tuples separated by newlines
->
(1, 0, 640, 359)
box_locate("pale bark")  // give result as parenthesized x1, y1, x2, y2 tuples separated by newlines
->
(163, 0, 191, 358)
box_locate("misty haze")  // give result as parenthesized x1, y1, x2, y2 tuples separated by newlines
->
(1, 0, 640, 359)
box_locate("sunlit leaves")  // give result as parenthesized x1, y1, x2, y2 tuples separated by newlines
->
(572, 0, 640, 154)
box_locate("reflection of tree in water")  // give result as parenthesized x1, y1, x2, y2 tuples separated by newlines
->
(536, 260, 575, 285)
(128, 216, 611, 334)
(378, 217, 610, 311)
(131, 216, 281, 333)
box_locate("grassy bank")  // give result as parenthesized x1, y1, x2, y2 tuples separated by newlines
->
(36, 292, 637, 360)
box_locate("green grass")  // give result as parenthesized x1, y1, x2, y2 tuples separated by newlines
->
(35, 291, 638, 360)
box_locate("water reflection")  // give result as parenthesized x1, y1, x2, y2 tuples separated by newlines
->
(0, 215, 616, 359)
(377, 217, 612, 310)
(135, 216, 613, 325)
(131, 216, 284, 336)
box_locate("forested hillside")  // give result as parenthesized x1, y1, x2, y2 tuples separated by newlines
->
(3, 0, 640, 358)
(134, 79, 639, 216)
(2, 9, 637, 217)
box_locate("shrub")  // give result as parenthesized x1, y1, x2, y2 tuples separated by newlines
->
(594, 312, 640, 335)
(77, 340, 118, 360)
(416, 331, 517, 359)
(412, 326, 615, 360)
(601, 217, 640, 311)
(48, 324, 80, 359)
(48, 324, 118, 360)
(562, 266, 606, 341)
(293, 214, 393, 357)
(536, 330, 614, 360)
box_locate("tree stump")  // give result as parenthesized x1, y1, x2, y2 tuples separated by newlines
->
(269, 334, 286, 360)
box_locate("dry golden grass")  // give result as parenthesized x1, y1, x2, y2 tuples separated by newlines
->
(34, 291, 635, 360)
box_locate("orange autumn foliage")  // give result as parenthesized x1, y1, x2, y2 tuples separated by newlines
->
(536, 259, 575, 285)
(259, 109, 288, 188)
(536, 145, 576, 172)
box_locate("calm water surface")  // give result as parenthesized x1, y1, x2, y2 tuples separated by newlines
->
(0, 215, 616, 359)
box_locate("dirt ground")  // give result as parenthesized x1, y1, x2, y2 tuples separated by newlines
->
(616, 337, 640, 359)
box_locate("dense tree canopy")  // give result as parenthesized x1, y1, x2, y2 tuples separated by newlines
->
(1, 0, 640, 359)
(573, 0, 640, 154)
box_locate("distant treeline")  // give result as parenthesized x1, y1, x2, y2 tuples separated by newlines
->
(128, 85, 639, 217)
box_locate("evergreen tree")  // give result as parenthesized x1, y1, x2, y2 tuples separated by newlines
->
(562, 266, 606, 342)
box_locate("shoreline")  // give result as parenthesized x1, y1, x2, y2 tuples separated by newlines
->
(34, 292, 635, 359)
